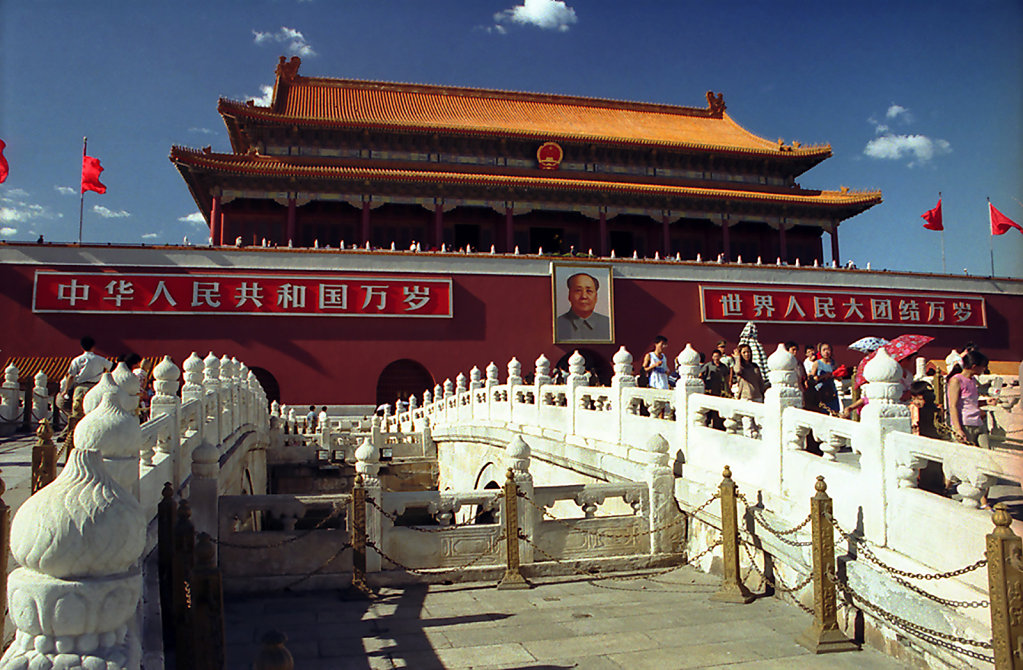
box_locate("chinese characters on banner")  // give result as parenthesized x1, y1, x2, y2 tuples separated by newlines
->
(33, 272, 453, 317)
(700, 286, 985, 328)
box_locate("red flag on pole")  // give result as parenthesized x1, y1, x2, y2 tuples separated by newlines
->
(81, 155, 106, 194)
(921, 198, 943, 231)
(0, 139, 8, 184)
(990, 202, 1022, 235)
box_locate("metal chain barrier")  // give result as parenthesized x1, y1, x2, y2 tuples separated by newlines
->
(886, 571, 990, 610)
(213, 502, 346, 549)
(826, 512, 987, 581)
(828, 568, 995, 664)
(739, 540, 813, 595)
(750, 508, 813, 547)
(365, 532, 507, 576)
(277, 541, 353, 591)
(366, 495, 502, 533)
(677, 492, 721, 522)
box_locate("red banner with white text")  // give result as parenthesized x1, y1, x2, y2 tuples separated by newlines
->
(700, 286, 985, 328)
(33, 271, 453, 317)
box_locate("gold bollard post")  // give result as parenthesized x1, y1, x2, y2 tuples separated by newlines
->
(190, 533, 225, 670)
(173, 500, 196, 668)
(798, 476, 859, 653)
(350, 475, 372, 597)
(497, 468, 531, 590)
(710, 465, 754, 603)
(986, 503, 1023, 669)
(0, 472, 9, 646)
(31, 418, 58, 493)
(158, 483, 177, 647)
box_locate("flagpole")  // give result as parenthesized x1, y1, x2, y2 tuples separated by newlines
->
(987, 197, 995, 276)
(78, 137, 86, 245)
(938, 191, 945, 273)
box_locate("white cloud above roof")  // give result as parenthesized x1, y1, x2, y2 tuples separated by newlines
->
(246, 84, 274, 107)
(54, 185, 76, 195)
(493, 0, 578, 33)
(252, 26, 316, 57)
(0, 227, 17, 237)
(864, 134, 951, 165)
(178, 211, 207, 226)
(92, 205, 131, 218)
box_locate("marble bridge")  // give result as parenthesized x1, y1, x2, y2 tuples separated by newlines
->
(0, 345, 1020, 669)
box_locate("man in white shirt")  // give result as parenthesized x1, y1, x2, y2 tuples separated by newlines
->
(61, 336, 111, 441)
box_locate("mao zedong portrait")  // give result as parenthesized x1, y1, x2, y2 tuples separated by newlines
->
(556, 272, 611, 341)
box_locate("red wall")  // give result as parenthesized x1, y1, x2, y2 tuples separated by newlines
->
(1, 254, 1020, 405)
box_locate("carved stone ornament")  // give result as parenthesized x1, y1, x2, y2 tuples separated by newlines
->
(83, 372, 133, 415)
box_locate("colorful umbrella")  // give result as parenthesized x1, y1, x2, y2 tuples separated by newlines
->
(854, 334, 936, 388)
(737, 321, 769, 384)
(848, 336, 889, 353)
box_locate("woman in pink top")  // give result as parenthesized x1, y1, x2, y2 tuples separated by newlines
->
(947, 350, 995, 447)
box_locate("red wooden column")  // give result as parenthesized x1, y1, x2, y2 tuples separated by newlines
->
(721, 216, 731, 261)
(504, 205, 514, 252)
(360, 200, 371, 247)
(598, 209, 608, 256)
(433, 201, 444, 249)
(218, 212, 226, 246)
(778, 223, 788, 262)
(209, 195, 221, 246)
(830, 222, 840, 264)
(661, 213, 671, 256)
(286, 197, 297, 245)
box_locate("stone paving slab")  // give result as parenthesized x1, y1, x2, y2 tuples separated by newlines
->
(224, 566, 910, 670)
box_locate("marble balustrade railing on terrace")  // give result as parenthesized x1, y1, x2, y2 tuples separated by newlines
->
(216, 434, 661, 591)
(385, 345, 1023, 597)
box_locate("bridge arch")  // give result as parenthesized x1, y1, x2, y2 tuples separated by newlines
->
(376, 359, 434, 408)
(249, 367, 280, 404)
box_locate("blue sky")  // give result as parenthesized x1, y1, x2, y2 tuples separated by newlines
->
(1, 0, 1020, 277)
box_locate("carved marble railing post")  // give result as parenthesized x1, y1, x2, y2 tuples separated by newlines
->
(645, 434, 675, 555)
(860, 349, 910, 543)
(485, 362, 500, 390)
(455, 372, 467, 395)
(181, 353, 204, 404)
(237, 361, 250, 426)
(610, 346, 636, 390)
(0, 363, 22, 433)
(422, 389, 432, 407)
(84, 372, 131, 416)
(507, 357, 523, 387)
(0, 474, 10, 647)
(443, 378, 454, 399)
(763, 344, 802, 480)
(2, 390, 147, 669)
(565, 351, 588, 435)
(150, 356, 181, 471)
(219, 355, 234, 442)
(420, 416, 435, 458)
(354, 437, 382, 572)
(432, 384, 442, 408)
(673, 344, 704, 451)
(76, 391, 142, 499)
(190, 440, 220, 560)
(469, 366, 483, 391)
(203, 353, 222, 447)
(534, 354, 551, 394)
(31, 371, 49, 426)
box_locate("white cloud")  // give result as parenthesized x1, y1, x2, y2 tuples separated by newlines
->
(885, 104, 912, 122)
(863, 134, 952, 165)
(178, 212, 207, 226)
(0, 227, 17, 237)
(252, 26, 316, 57)
(0, 193, 62, 223)
(188, 127, 216, 135)
(142, 233, 159, 239)
(92, 205, 131, 218)
(493, 0, 578, 32)
(246, 84, 274, 107)
(54, 185, 76, 195)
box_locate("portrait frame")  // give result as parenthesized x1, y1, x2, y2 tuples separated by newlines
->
(551, 263, 614, 344)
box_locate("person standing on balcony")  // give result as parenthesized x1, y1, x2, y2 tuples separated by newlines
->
(60, 336, 111, 442)
(948, 350, 996, 448)
(642, 335, 670, 390)
(731, 344, 766, 402)
(811, 342, 840, 414)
